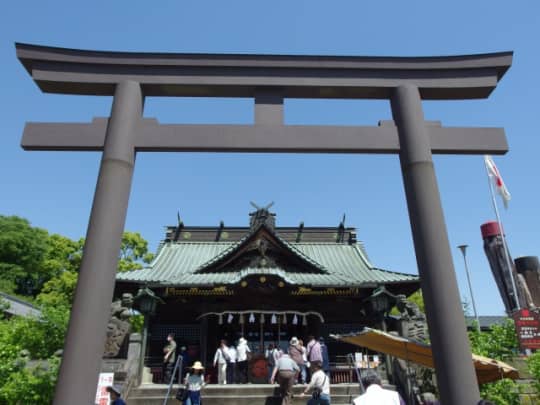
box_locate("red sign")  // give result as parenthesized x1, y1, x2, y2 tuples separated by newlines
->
(513, 309, 540, 350)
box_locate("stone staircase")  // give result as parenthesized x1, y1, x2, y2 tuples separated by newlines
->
(127, 383, 363, 405)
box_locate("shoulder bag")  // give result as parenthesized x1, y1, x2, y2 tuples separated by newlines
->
(175, 386, 188, 401)
(312, 374, 327, 400)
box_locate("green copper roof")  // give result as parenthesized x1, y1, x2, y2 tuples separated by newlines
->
(116, 241, 418, 287)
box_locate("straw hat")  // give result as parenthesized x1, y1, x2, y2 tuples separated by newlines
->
(192, 361, 205, 370)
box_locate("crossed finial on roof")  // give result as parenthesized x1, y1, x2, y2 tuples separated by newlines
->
(250, 201, 274, 211)
(249, 201, 276, 231)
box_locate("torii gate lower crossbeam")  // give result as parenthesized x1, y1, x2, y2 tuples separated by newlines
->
(16, 43, 514, 405)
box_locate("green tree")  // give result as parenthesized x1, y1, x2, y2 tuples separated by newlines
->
(36, 231, 154, 308)
(0, 216, 49, 296)
(468, 319, 518, 360)
(36, 271, 78, 308)
(41, 234, 83, 278)
(527, 351, 540, 395)
(478, 378, 521, 405)
(118, 231, 154, 272)
(0, 357, 59, 405)
(0, 302, 69, 405)
(468, 320, 522, 405)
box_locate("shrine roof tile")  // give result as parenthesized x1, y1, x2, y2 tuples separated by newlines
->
(116, 241, 418, 287)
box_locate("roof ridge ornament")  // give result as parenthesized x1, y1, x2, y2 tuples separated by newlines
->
(249, 201, 276, 231)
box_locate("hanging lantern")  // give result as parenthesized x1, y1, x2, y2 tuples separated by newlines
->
(271, 314, 277, 324)
(282, 314, 287, 325)
(239, 314, 244, 325)
(292, 314, 298, 325)
(249, 313, 255, 323)
(227, 313, 234, 324)
(302, 315, 308, 326)
(218, 314, 223, 325)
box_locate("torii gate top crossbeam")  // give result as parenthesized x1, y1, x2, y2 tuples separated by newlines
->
(16, 43, 512, 100)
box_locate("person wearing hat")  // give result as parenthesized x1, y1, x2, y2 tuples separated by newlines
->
(183, 361, 206, 405)
(236, 337, 251, 383)
(106, 385, 126, 405)
(288, 337, 306, 384)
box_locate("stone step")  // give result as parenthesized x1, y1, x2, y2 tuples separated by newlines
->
(127, 383, 362, 405)
(130, 383, 361, 396)
(128, 394, 352, 405)
(127, 383, 394, 405)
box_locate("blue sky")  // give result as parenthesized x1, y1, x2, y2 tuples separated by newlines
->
(1, 1, 538, 315)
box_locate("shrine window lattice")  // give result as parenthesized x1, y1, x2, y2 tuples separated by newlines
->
(150, 324, 200, 343)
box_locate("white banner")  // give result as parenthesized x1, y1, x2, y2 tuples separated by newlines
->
(95, 372, 114, 405)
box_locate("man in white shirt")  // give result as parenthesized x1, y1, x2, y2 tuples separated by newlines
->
(352, 370, 405, 405)
(213, 340, 230, 384)
(236, 337, 251, 383)
(299, 361, 330, 405)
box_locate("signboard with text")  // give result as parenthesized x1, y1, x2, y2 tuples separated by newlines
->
(95, 372, 113, 405)
(513, 309, 540, 350)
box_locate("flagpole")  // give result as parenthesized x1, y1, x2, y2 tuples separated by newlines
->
(484, 156, 520, 312)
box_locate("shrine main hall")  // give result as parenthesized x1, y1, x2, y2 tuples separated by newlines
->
(115, 206, 419, 381)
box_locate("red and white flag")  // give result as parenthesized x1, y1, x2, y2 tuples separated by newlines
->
(484, 155, 511, 208)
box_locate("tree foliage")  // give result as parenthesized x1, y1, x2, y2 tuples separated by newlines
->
(0, 216, 49, 296)
(468, 320, 523, 405)
(36, 271, 78, 308)
(527, 351, 540, 395)
(118, 231, 154, 272)
(468, 319, 519, 360)
(478, 378, 521, 405)
(0, 357, 59, 405)
(0, 303, 69, 405)
(0, 215, 155, 403)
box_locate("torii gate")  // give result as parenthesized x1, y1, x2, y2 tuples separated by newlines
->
(16, 43, 512, 405)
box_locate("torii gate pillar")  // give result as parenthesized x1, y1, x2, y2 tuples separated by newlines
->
(392, 84, 480, 404)
(54, 81, 142, 404)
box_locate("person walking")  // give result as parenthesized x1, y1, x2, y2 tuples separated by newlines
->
(306, 335, 323, 363)
(179, 345, 191, 381)
(270, 352, 300, 405)
(183, 361, 206, 405)
(319, 338, 330, 377)
(299, 339, 308, 383)
(162, 333, 177, 384)
(288, 337, 306, 384)
(106, 386, 126, 405)
(299, 361, 331, 405)
(306, 335, 322, 383)
(265, 343, 281, 382)
(227, 342, 237, 384)
(236, 337, 251, 383)
(213, 340, 230, 384)
(352, 370, 405, 405)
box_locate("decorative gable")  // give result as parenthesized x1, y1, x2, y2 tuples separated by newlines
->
(195, 224, 328, 275)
